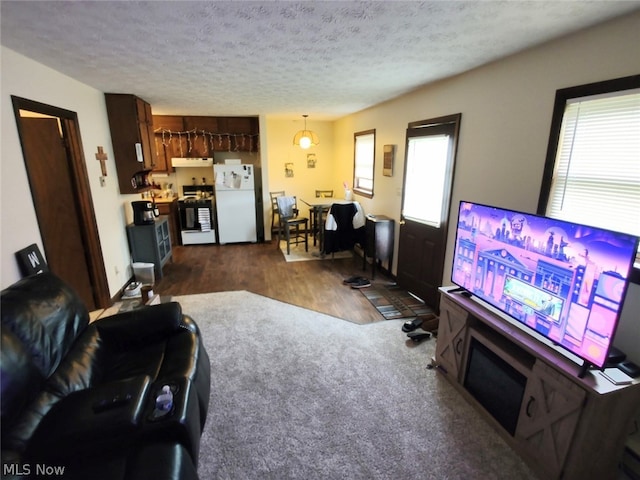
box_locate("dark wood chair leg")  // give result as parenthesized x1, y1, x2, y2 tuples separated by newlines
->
(314, 209, 320, 246)
(285, 224, 291, 254)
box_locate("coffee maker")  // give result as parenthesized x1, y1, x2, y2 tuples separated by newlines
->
(132, 201, 158, 225)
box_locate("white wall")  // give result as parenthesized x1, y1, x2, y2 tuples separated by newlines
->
(265, 118, 336, 198)
(263, 117, 336, 239)
(331, 12, 640, 362)
(1, 47, 137, 296)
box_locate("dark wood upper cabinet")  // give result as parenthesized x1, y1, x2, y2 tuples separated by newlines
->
(152, 115, 185, 172)
(183, 116, 218, 131)
(105, 93, 157, 193)
(153, 115, 259, 162)
(182, 116, 221, 156)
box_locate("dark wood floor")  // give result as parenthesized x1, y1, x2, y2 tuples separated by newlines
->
(154, 241, 395, 324)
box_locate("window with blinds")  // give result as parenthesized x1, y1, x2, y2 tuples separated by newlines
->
(542, 81, 640, 264)
(353, 130, 375, 197)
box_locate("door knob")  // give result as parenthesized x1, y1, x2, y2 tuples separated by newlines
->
(399, 220, 406, 225)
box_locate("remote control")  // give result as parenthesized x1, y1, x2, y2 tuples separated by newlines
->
(407, 331, 431, 343)
(92, 394, 132, 413)
(618, 360, 640, 378)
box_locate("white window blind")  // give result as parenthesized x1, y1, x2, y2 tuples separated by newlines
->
(547, 90, 640, 259)
(354, 132, 375, 194)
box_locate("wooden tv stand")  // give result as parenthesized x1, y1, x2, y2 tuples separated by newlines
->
(435, 286, 640, 480)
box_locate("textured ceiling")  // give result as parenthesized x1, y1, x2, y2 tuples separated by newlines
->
(2, 1, 639, 120)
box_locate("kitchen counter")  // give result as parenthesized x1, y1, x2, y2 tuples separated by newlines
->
(152, 196, 178, 204)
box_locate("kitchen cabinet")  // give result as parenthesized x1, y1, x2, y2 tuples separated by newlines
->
(126, 216, 172, 279)
(154, 115, 186, 132)
(183, 116, 219, 131)
(208, 117, 258, 153)
(153, 115, 259, 160)
(434, 287, 640, 480)
(105, 94, 157, 193)
(154, 197, 179, 247)
(183, 116, 222, 155)
(153, 116, 185, 172)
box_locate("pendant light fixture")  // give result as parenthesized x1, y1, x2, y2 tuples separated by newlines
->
(293, 115, 319, 149)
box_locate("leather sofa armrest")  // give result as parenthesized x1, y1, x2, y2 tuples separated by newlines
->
(1, 449, 26, 480)
(125, 443, 199, 480)
(95, 302, 183, 349)
(27, 376, 151, 462)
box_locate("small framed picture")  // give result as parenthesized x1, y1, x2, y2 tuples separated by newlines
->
(383, 144, 395, 177)
(307, 153, 317, 168)
(285, 162, 294, 178)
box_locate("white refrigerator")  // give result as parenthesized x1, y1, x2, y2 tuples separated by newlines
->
(214, 164, 257, 244)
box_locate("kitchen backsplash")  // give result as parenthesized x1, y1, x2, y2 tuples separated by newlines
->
(150, 151, 259, 197)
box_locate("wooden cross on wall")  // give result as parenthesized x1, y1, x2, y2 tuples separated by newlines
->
(95, 146, 108, 176)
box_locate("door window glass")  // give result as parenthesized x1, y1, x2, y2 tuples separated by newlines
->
(403, 134, 450, 227)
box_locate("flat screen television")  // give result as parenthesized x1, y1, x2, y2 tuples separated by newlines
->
(451, 200, 639, 371)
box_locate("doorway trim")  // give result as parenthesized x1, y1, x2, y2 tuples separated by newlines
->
(396, 113, 462, 309)
(11, 95, 110, 308)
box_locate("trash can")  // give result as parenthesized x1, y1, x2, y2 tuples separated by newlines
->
(132, 262, 155, 286)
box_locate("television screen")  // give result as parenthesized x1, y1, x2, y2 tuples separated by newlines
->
(451, 201, 639, 369)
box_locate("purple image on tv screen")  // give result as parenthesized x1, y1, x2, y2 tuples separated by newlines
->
(451, 201, 639, 368)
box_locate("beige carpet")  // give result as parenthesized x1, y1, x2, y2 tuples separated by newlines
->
(279, 240, 352, 262)
(173, 290, 537, 480)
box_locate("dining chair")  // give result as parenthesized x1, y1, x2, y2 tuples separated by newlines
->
(315, 190, 334, 198)
(310, 190, 334, 246)
(276, 196, 308, 254)
(269, 191, 285, 235)
(323, 202, 366, 267)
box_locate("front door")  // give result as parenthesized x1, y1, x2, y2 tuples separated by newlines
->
(12, 97, 110, 310)
(396, 114, 461, 311)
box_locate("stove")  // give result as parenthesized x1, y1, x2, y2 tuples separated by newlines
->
(179, 195, 210, 203)
(177, 185, 216, 244)
(179, 185, 214, 202)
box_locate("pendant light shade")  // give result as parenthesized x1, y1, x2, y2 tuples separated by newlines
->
(293, 115, 319, 149)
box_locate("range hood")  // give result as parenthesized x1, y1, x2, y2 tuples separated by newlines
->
(171, 157, 214, 168)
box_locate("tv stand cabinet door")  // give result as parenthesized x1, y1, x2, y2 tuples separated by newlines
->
(436, 295, 469, 381)
(515, 361, 586, 478)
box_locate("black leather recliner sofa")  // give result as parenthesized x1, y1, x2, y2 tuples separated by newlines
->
(1, 272, 211, 479)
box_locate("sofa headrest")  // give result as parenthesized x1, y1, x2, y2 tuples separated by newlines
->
(0, 272, 89, 379)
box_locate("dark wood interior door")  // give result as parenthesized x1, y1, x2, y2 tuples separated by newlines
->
(396, 114, 461, 312)
(20, 117, 96, 309)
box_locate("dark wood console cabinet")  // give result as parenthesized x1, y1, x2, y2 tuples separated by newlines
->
(363, 215, 394, 278)
(435, 287, 640, 480)
(126, 216, 172, 280)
